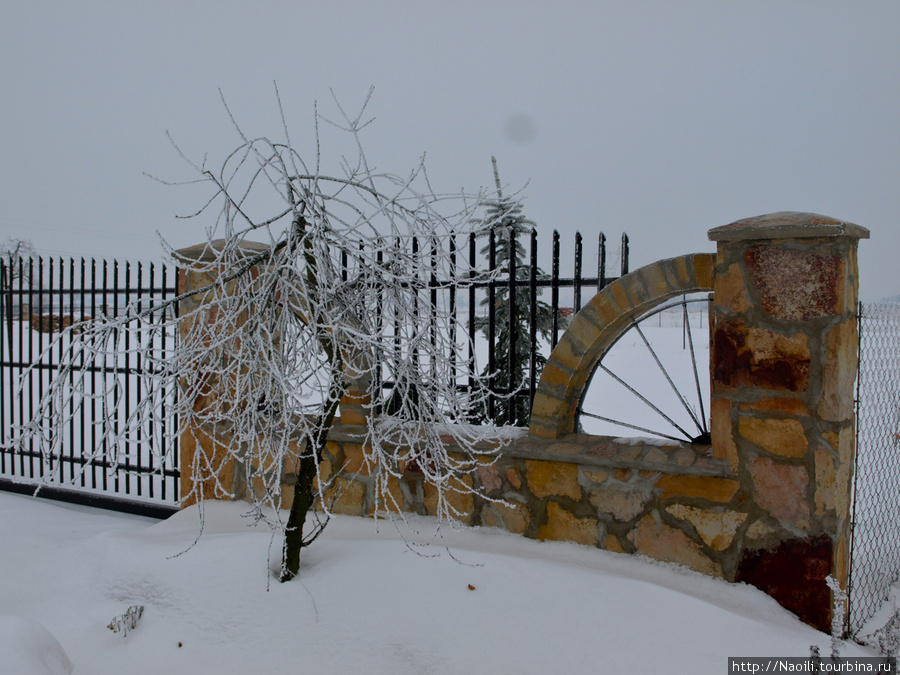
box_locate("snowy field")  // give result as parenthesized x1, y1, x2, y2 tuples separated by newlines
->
(0, 491, 879, 675)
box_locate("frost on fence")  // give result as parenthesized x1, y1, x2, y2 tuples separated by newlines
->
(0, 272, 179, 502)
(850, 301, 900, 634)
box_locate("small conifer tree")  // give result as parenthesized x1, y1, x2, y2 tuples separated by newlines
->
(472, 158, 553, 426)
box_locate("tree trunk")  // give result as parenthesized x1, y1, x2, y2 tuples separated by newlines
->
(280, 441, 318, 581)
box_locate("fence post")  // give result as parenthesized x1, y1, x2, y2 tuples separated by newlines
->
(175, 240, 271, 507)
(708, 212, 869, 632)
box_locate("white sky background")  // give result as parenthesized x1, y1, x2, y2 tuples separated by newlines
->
(1, 1, 897, 300)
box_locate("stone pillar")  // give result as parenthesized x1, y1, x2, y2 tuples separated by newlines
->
(708, 212, 868, 632)
(175, 239, 271, 508)
(175, 239, 374, 509)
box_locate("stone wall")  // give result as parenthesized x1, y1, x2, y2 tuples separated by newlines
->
(179, 212, 868, 633)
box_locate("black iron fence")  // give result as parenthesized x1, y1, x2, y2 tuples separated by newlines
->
(849, 300, 900, 634)
(361, 228, 629, 426)
(0, 256, 180, 517)
(0, 228, 628, 513)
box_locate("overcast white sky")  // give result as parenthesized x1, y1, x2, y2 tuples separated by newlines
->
(1, 1, 897, 300)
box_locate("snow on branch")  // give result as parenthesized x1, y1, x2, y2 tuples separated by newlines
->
(5, 87, 513, 579)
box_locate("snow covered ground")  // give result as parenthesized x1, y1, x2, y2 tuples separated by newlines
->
(0, 491, 878, 675)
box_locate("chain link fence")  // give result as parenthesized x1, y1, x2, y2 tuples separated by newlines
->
(849, 301, 900, 634)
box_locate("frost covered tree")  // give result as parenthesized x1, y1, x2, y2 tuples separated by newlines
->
(1, 237, 36, 358)
(1, 238, 36, 293)
(6, 88, 509, 581)
(471, 158, 552, 426)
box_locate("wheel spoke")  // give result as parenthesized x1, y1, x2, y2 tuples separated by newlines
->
(682, 297, 709, 437)
(598, 362, 695, 442)
(577, 408, 686, 443)
(633, 317, 705, 435)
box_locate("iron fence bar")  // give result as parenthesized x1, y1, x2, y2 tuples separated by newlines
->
(0, 261, 6, 475)
(27, 259, 36, 479)
(412, 236, 420, 374)
(50, 258, 59, 483)
(146, 261, 153, 499)
(1, 260, 7, 474)
(78, 259, 87, 488)
(551, 230, 560, 348)
(598, 232, 606, 293)
(90, 259, 97, 491)
(529, 228, 538, 409)
(487, 229, 496, 420)
(374, 243, 384, 412)
(430, 237, 438, 383)
(468, 232, 476, 403)
(448, 234, 457, 403)
(113, 259, 120, 494)
(574, 231, 583, 313)
(135, 261, 143, 497)
(507, 230, 517, 425)
(67, 257, 77, 485)
(2, 261, 11, 369)
(101, 259, 109, 492)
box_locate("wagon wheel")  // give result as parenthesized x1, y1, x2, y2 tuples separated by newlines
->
(576, 293, 712, 444)
(528, 253, 715, 443)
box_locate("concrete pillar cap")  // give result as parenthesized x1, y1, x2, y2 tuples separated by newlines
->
(175, 239, 272, 263)
(708, 212, 870, 242)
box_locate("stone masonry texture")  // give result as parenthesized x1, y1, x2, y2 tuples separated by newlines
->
(181, 213, 868, 633)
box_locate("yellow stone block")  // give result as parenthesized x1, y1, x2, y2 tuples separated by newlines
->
(817, 428, 853, 521)
(550, 332, 589, 374)
(819, 319, 859, 422)
(610, 282, 633, 315)
(714, 263, 750, 314)
(423, 474, 475, 520)
(581, 468, 609, 484)
(590, 293, 625, 327)
(665, 504, 747, 551)
(738, 417, 808, 459)
(638, 264, 671, 301)
(525, 460, 581, 500)
(372, 474, 406, 514)
(539, 362, 573, 390)
(604, 534, 625, 553)
(341, 444, 373, 476)
(628, 513, 722, 577)
(537, 502, 598, 546)
(482, 500, 530, 535)
(693, 253, 716, 289)
(656, 474, 740, 502)
(329, 477, 366, 516)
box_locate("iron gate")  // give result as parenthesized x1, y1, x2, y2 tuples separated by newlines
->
(0, 256, 180, 517)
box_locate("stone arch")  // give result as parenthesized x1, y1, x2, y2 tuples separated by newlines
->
(529, 253, 716, 439)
